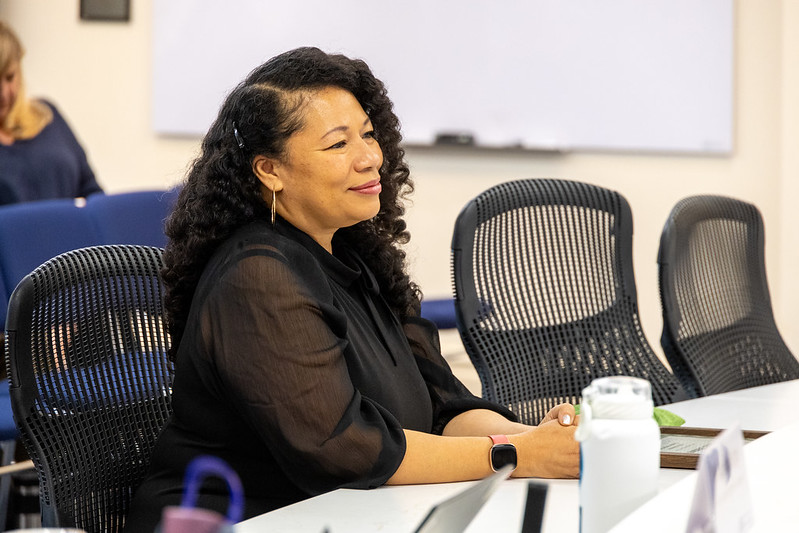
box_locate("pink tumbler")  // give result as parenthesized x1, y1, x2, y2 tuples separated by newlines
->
(160, 455, 244, 533)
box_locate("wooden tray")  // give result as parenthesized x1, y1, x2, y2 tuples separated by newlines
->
(659, 426, 769, 469)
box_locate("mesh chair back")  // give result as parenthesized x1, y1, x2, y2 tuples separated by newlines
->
(658, 195, 799, 396)
(4, 245, 174, 533)
(452, 179, 687, 424)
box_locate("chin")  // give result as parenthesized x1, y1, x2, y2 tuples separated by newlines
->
(361, 199, 381, 221)
(347, 208, 381, 227)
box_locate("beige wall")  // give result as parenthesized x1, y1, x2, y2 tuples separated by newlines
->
(780, 1, 799, 354)
(2, 0, 797, 358)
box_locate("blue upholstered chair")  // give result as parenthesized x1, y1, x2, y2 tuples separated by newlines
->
(0, 189, 178, 329)
(0, 199, 99, 330)
(420, 298, 458, 330)
(0, 199, 98, 527)
(0, 386, 14, 442)
(85, 188, 178, 248)
(0, 381, 18, 529)
(0, 190, 177, 527)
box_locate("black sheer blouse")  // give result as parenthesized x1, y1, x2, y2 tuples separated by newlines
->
(125, 219, 515, 530)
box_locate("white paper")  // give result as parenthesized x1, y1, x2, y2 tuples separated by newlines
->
(685, 423, 753, 533)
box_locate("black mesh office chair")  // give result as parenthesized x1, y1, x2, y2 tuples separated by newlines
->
(4, 245, 174, 533)
(451, 179, 688, 424)
(658, 195, 799, 397)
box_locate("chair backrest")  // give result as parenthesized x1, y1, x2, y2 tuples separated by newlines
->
(0, 199, 100, 328)
(658, 195, 799, 396)
(5, 245, 174, 532)
(0, 189, 177, 329)
(451, 178, 687, 424)
(86, 189, 178, 248)
(420, 298, 458, 330)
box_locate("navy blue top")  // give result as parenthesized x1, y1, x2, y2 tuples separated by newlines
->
(0, 100, 102, 205)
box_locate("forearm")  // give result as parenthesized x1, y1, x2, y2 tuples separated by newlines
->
(385, 429, 493, 485)
(442, 410, 577, 479)
(441, 408, 531, 437)
(386, 406, 580, 484)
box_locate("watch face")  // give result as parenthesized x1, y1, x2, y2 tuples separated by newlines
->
(491, 443, 518, 471)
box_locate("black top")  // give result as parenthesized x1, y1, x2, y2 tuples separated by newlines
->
(125, 219, 513, 530)
(0, 100, 102, 205)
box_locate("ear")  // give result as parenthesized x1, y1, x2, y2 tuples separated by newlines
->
(252, 155, 284, 193)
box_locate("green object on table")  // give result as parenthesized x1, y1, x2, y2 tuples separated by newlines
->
(653, 407, 685, 427)
(573, 404, 685, 427)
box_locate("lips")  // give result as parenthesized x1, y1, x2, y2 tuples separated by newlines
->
(350, 179, 382, 195)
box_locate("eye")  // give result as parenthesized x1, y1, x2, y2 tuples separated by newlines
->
(326, 140, 347, 150)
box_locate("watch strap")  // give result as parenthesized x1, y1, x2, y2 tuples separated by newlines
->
(489, 434, 510, 445)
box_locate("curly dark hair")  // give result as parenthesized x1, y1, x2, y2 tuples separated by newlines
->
(162, 47, 420, 360)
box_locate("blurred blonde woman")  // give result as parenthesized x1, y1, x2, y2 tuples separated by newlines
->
(0, 20, 102, 204)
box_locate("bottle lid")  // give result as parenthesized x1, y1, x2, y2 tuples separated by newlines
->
(581, 376, 654, 420)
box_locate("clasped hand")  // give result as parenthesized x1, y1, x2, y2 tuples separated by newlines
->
(511, 403, 580, 479)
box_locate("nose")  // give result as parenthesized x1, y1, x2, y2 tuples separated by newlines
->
(354, 137, 383, 173)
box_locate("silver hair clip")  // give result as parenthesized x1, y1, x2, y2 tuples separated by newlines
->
(233, 122, 245, 150)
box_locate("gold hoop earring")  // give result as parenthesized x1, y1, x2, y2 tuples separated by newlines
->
(271, 188, 276, 225)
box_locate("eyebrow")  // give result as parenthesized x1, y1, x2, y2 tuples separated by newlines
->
(322, 117, 372, 139)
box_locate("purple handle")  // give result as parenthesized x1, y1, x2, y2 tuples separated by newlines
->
(180, 455, 244, 523)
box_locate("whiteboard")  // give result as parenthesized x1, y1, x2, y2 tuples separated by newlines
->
(152, 0, 733, 154)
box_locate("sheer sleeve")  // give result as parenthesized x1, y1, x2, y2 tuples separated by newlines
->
(403, 315, 518, 434)
(200, 244, 405, 495)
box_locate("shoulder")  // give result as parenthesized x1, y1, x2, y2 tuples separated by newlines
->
(209, 221, 331, 292)
(30, 99, 69, 134)
(225, 221, 321, 267)
(33, 99, 61, 120)
(191, 222, 342, 326)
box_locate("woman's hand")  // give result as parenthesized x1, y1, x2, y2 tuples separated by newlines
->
(505, 403, 580, 479)
(539, 402, 578, 427)
(510, 420, 580, 479)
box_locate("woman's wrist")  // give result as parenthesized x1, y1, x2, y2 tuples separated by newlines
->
(506, 433, 533, 478)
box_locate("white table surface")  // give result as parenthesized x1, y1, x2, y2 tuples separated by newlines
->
(663, 379, 798, 432)
(234, 469, 690, 533)
(611, 421, 799, 532)
(234, 379, 799, 533)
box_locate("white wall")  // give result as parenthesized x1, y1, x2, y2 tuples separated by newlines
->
(2, 0, 797, 360)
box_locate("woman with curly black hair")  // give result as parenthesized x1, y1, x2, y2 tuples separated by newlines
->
(126, 47, 578, 530)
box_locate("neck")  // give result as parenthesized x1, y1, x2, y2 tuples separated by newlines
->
(313, 234, 334, 254)
(277, 211, 335, 254)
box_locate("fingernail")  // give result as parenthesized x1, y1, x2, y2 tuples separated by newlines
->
(562, 414, 571, 425)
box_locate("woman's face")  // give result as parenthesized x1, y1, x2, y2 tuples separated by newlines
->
(0, 60, 21, 124)
(256, 86, 384, 251)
